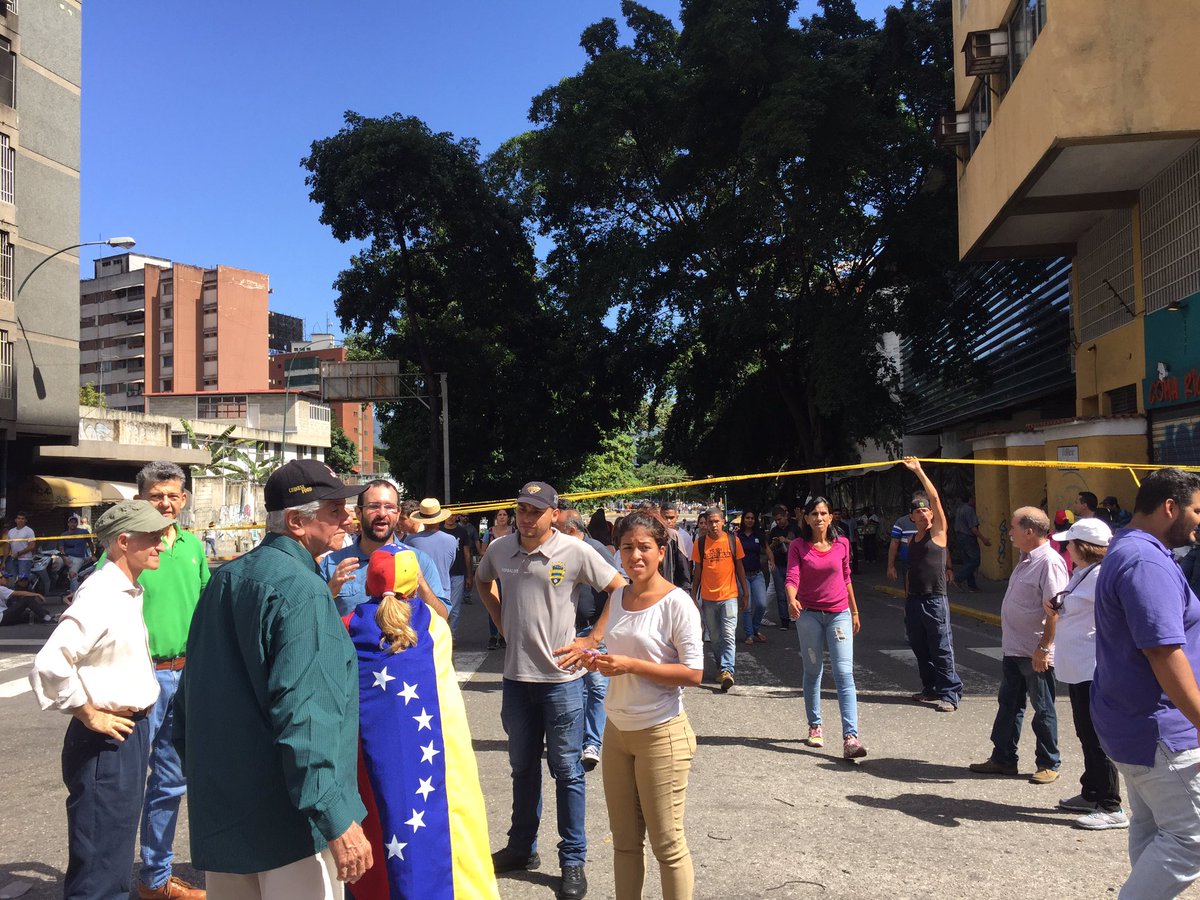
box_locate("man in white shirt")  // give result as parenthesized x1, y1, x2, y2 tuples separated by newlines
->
(7, 511, 35, 581)
(30, 500, 174, 900)
(0, 573, 55, 625)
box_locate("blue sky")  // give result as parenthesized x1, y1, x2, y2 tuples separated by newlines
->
(81, 1, 891, 336)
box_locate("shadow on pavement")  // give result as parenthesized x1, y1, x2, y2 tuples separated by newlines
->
(814, 755, 972, 784)
(846, 792, 1073, 828)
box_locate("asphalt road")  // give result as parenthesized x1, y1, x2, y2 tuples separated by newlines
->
(0, 571, 1164, 899)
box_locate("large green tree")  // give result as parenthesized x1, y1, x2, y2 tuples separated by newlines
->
(512, 0, 963, 493)
(303, 114, 632, 499)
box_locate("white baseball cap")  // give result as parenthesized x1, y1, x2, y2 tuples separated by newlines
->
(1051, 517, 1113, 546)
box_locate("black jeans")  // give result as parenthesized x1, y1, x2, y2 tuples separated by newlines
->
(1067, 680, 1122, 811)
(62, 713, 150, 899)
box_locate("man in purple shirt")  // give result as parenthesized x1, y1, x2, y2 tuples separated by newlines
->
(969, 506, 1067, 784)
(1093, 467, 1200, 897)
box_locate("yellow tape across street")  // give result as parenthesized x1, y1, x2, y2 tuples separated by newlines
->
(445, 456, 1197, 516)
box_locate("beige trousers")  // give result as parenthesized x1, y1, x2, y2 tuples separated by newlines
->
(207, 848, 343, 900)
(602, 711, 697, 900)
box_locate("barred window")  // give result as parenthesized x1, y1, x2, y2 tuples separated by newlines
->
(0, 230, 11, 302)
(198, 394, 247, 419)
(0, 133, 14, 205)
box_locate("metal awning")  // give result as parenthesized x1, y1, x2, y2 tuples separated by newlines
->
(28, 476, 138, 509)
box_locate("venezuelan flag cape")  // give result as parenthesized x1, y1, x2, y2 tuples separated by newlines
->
(347, 546, 499, 900)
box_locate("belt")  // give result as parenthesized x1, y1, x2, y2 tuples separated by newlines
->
(154, 656, 185, 671)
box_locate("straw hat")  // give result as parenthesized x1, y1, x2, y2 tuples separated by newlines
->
(410, 497, 451, 525)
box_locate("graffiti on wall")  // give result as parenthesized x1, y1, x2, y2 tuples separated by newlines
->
(1156, 420, 1200, 466)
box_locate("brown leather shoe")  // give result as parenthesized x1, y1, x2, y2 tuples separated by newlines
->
(138, 876, 206, 900)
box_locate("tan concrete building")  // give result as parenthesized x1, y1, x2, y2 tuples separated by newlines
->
(944, 0, 1200, 577)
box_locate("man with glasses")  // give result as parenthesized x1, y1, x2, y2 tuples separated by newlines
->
(319, 480, 447, 618)
(93, 462, 212, 900)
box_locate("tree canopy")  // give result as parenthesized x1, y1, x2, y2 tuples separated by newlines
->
(304, 0, 964, 504)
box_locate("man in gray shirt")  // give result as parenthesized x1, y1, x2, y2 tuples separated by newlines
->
(953, 494, 991, 592)
(477, 482, 624, 900)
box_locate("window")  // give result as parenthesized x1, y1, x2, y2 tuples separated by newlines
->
(0, 328, 10, 399)
(127, 383, 143, 397)
(1108, 384, 1138, 416)
(161, 305, 173, 322)
(966, 83, 991, 159)
(160, 378, 173, 392)
(161, 331, 172, 347)
(0, 133, 13, 205)
(1009, 0, 1048, 83)
(161, 354, 173, 368)
(0, 38, 14, 109)
(203, 352, 217, 363)
(203, 327, 217, 339)
(198, 394, 248, 419)
(0, 230, 11, 302)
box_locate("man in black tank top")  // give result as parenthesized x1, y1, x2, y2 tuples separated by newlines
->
(901, 459, 964, 712)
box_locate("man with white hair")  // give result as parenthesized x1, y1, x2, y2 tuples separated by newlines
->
(970, 505, 1068, 784)
(177, 460, 372, 899)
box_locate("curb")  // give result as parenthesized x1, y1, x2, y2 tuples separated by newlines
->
(871, 583, 1002, 628)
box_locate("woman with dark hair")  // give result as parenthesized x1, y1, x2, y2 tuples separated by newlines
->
(1045, 517, 1126, 830)
(579, 512, 703, 899)
(588, 508, 614, 551)
(785, 496, 867, 759)
(736, 510, 770, 645)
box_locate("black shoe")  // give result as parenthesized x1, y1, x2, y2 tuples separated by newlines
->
(558, 865, 587, 899)
(491, 847, 540, 874)
(487, 636, 499, 651)
(499, 636, 507, 648)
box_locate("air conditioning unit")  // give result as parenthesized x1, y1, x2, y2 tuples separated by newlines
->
(934, 109, 971, 147)
(964, 28, 1009, 76)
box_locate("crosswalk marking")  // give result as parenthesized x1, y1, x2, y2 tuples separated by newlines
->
(0, 652, 33, 675)
(969, 646, 1005, 661)
(0, 638, 45, 647)
(0, 674, 32, 699)
(878, 648, 1000, 689)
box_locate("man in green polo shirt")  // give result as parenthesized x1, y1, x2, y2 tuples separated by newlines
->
(103, 462, 211, 900)
(176, 459, 372, 897)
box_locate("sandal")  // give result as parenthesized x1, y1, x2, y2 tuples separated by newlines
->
(754, 633, 768, 643)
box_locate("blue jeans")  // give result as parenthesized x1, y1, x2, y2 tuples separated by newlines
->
(1117, 744, 1200, 898)
(796, 608, 859, 737)
(955, 534, 981, 589)
(500, 678, 587, 866)
(62, 713, 151, 900)
(740, 572, 767, 639)
(701, 599, 737, 675)
(449, 575, 465, 634)
(989, 655, 1059, 771)
(771, 566, 789, 626)
(140, 667, 187, 889)
(577, 626, 608, 751)
(904, 593, 963, 705)
(14, 556, 31, 580)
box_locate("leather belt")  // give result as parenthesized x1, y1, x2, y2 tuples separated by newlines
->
(153, 656, 185, 671)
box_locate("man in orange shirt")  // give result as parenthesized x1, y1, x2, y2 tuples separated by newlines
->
(691, 507, 750, 692)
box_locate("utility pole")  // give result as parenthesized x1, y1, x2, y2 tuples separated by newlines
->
(439, 372, 450, 501)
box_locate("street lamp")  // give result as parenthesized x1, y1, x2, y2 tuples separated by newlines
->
(16, 235, 136, 298)
(14, 236, 135, 401)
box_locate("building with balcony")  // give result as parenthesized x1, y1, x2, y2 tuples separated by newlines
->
(1, 0, 85, 512)
(80, 253, 272, 409)
(268, 336, 376, 474)
(942, 0, 1200, 577)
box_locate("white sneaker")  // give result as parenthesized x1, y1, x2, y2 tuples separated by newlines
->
(581, 746, 600, 772)
(1074, 809, 1129, 830)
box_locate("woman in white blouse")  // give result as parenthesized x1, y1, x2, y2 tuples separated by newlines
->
(1045, 516, 1126, 830)
(586, 511, 703, 900)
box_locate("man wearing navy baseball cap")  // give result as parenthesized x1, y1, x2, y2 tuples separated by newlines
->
(177, 459, 373, 896)
(477, 481, 626, 899)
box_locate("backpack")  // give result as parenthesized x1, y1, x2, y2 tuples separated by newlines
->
(698, 529, 738, 568)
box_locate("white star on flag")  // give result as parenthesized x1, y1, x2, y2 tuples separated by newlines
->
(406, 809, 426, 832)
(386, 834, 407, 859)
(372, 668, 395, 690)
(416, 776, 435, 801)
(399, 682, 420, 705)
(420, 741, 441, 764)
(413, 707, 434, 731)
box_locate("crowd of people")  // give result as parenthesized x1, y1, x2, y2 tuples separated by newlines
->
(21, 456, 1200, 900)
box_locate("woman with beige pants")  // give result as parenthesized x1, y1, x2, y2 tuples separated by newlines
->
(583, 510, 704, 899)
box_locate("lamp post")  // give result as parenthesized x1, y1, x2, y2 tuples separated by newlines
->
(16, 235, 136, 298)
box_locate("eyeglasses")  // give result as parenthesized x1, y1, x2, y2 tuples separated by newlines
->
(362, 503, 399, 513)
(147, 493, 184, 503)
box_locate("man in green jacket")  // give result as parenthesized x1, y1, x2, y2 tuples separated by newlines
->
(176, 460, 372, 898)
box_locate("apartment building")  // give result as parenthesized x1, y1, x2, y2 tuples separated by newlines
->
(1, 0, 84, 511)
(268, 336, 376, 474)
(80, 253, 271, 409)
(942, 0, 1200, 576)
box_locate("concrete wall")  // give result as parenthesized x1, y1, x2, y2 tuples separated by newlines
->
(214, 266, 268, 392)
(954, 0, 1200, 258)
